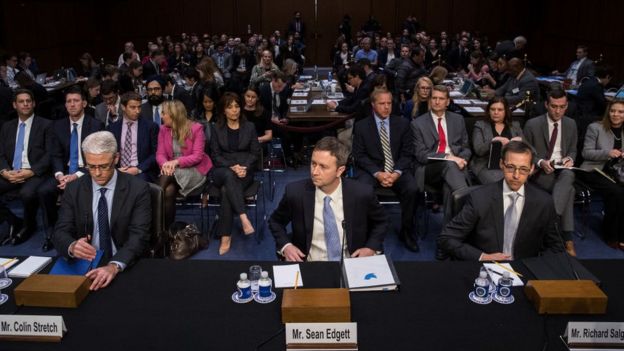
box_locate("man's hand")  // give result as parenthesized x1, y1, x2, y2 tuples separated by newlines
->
(447, 155, 467, 170)
(2, 170, 20, 183)
(326, 101, 338, 111)
(351, 247, 375, 257)
(57, 174, 79, 190)
(10, 169, 34, 183)
(85, 264, 119, 291)
(492, 136, 510, 145)
(345, 83, 355, 93)
(540, 160, 555, 174)
(480, 252, 512, 261)
(70, 237, 97, 261)
(283, 245, 306, 262)
(562, 157, 574, 168)
(120, 166, 141, 175)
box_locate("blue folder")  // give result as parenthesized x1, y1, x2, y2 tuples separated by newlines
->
(49, 250, 103, 275)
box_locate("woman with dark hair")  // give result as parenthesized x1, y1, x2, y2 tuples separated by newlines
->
(470, 96, 523, 184)
(78, 53, 99, 79)
(230, 44, 256, 94)
(119, 61, 144, 95)
(466, 51, 489, 84)
(157, 100, 212, 229)
(190, 43, 206, 67)
(195, 84, 220, 151)
(85, 77, 102, 109)
(209, 93, 261, 255)
(167, 42, 190, 73)
(577, 100, 624, 249)
(196, 57, 224, 88)
(241, 88, 272, 143)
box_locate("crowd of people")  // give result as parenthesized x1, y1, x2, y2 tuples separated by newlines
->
(0, 13, 622, 290)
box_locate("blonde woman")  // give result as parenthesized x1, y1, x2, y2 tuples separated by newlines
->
(156, 100, 213, 229)
(402, 76, 433, 120)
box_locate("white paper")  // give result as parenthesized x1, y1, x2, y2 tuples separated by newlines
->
(311, 99, 327, 105)
(273, 264, 303, 288)
(470, 99, 488, 105)
(449, 91, 463, 97)
(292, 92, 308, 97)
(464, 106, 485, 113)
(0, 257, 19, 270)
(483, 263, 524, 286)
(8, 256, 52, 278)
(299, 75, 313, 80)
(343, 255, 395, 289)
(513, 108, 525, 113)
(294, 87, 311, 92)
(453, 99, 471, 104)
(290, 99, 308, 105)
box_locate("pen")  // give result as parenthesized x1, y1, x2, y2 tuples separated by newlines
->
(1, 257, 17, 268)
(485, 267, 502, 277)
(492, 261, 523, 278)
(294, 271, 299, 289)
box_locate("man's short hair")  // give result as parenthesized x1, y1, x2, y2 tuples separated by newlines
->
(432, 85, 449, 98)
(100, 79, 119, 96)
(594, 64, 613, 79)
(411, 46, 423, 57)
(120, 91, 142, 106)
(122, 52, 133, 61)
(547, 88, 567, 102)
(65, 85, 86, 100)
(13, 88, 34, 102)
(370, 88, 391, 103)
(347, 64, 365, 80)
(313, 137, 349, 168)
(502, 140, 535, 165)
(184, 68, 200, 81)
(150, 49, 163, 58)
(270, 70, 287, 82)
(82, 131, 118, 155)
(577, 45, 588, 53)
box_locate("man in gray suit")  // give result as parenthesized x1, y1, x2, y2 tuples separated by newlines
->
(491, 58, 539, 107)
(94, 80, 122, 128)
(553, 45, 595, 85)
(523, 89, 577, 256)
(411, 85, 471, 226)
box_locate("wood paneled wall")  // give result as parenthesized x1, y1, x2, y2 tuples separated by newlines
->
(1, 0, 623, 80)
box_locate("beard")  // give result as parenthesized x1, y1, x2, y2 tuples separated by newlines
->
(148, 94, 164, 106)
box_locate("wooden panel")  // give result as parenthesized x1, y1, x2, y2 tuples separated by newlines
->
(236, 0, 262, 38)
(210, 1, 236, 36)
(371, 0, 397, 35)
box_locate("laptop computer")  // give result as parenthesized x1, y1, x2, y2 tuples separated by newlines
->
(35, 73, 47, 84)
(613, 84, 624, 100)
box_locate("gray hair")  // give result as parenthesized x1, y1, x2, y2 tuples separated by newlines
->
(513, 36, 527, 46)
(82, 131, 118, 154)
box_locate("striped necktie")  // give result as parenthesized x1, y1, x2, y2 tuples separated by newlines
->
(379, 120, 394, 173)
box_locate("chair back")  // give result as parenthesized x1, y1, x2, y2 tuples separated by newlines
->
(451, 185, 482, 218)
(147, 183, 167, 257)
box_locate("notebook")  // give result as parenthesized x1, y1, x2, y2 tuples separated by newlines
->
(49, 250, 103, 276)
(342, 254, 400, 292)
(8, 256, 52, 278)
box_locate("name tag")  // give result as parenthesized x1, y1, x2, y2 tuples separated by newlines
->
(512, 88, 520, 94)
(286, 322, 357, 349)
(564, 322, 624, 348)
(0, 315, 66, 342)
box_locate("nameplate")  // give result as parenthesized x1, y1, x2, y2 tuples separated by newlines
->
(564, 322, 624, 348)
(286, 322, 357, 349)
(0, 315, 66, 342)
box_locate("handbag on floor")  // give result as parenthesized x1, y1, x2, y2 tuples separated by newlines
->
(606, 158, 624, 184)
(168, 222, 208, 260)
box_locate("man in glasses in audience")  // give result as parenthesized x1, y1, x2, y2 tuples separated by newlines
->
(438, 141, 563, 261)
(140, 76, 166, 125)
(53, 131, 151, 291)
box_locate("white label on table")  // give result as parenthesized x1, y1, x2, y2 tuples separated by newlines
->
(0, 315, 66, 338)
(286, 323, 357, 345)
(565, 322, 624, 345)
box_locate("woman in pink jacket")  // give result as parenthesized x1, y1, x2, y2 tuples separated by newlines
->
(157, 100, 213, 229)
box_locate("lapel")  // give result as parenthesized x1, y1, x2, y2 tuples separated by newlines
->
(426, 112, 439, 146)
(6, 119, 18, 164)
(79, 177, 95, 235)
(59, 119, 71, 151)
(110, 172, 128, 233)
(541, 115, 550, 149)
(491, 182, 505, 251)
(369, 117, 383, 158)
(26, 116, 40, 157)
(513, 184, 532, 252)
(445, 113, 454, 147)
(237, 123, 246, 150)
(136, 118, 146, 155)
(303, 180, 316, 251)
(342, 180, 354, 250)
(560, 117, 569, 156)
(81, 116, 91, 142)
(388, 116, 400, 158)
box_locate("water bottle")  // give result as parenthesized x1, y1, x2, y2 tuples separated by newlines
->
(237, 273, 252, 299)
(328, 71, 333, 83)
(494, 271, 514, 304)
(474, 271, 490, 298)
(258, 271, 272, 299)
(314, 65, 318, 82)
(480, 266, 494, 293)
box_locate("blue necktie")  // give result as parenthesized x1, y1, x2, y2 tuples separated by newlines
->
(154, 106, 161, 125)
(69, 123, 79, 174)
(323, 196, 342, 261)
(12, 122, 26, 170)
(98, 188, 113, 261)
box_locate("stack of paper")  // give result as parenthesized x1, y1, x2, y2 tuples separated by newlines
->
(0, 257, 19, 270)
(8, 256, 52, 278)
(342, 255, 399, 292)
(464, 106, 485, 113)
(272, 264, 303, 288)
(453, 99, 471, 105)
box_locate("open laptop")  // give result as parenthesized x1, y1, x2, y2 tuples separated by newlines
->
(450, 79, 476, 98)
(35, 73, 47, 84)
(613, 84, 624, 100)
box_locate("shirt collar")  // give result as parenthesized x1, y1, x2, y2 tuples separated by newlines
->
(502, 179, 525, 197)
(373, 113, 389, 126)
(92, 169, 118, 194)
(123, 116, 137, 124)
(19, 114, 35, 126)
(69, 114, 85, 127)
(316, 178, 343, 202)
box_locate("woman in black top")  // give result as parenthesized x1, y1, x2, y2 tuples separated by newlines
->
(118, 61, 144, 95)
(195, 84, 220, 153)
(209, 93, 261, 255)
(241, 88, 272, 144)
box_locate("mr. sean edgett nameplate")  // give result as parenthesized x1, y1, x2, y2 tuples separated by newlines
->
(286, 322, 357, 350)
(0, 315, 66, 342)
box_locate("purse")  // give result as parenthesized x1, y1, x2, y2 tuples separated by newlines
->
(609, 158, 624, 184)
(168, 222, 208, 260)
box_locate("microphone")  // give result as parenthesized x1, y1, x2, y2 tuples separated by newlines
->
(339, 220, 347, 288)
(553, 219, 580, 280)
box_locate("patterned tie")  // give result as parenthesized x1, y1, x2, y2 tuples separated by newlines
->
(69, 123, 79, 174)
(323, 196, 342, 261)
(545, 122, 558, 160)
(98, 188, 113, 262)
(121, 121, 133, 167)
(437, 118, 447, 154)
(379, 120, 394, 173)
(154, 106, 161, 125)
(12, 122, 26, 170)
(503, 192, 520, 256)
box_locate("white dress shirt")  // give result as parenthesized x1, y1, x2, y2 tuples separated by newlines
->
(308, 181, 347, 261)
(431, 112, 452, 155)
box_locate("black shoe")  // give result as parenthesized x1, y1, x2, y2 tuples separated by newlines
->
(11, 225, 33, 245)
(1, 219, 23, 245)
(400, 230, 420, 252)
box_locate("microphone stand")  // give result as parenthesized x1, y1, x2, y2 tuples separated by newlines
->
(553, 220, 580, 280)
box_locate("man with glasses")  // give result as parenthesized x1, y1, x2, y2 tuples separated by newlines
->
(524, 88, 578, 256)
(95, 80, 123, 127)
(53, 131, 151, 290)
(140, 76, 166, 125)
(438, 141, 563, 261)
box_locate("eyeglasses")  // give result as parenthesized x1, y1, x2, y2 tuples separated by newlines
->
(85, 161, 115, 172)
(502, 163, 531, 175)
(146, 87, 162, 92)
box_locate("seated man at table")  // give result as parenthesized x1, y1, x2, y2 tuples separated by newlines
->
(552, 45, 595, 86)
(53, 131, 151, 290)
(438, 141, 564, 261)
(489, 58, 539, 107)
(269, 136, 387, 262)
(326, 64, 370, 121)
(352, 88, 420, 252)
(258, 70, 290, 123)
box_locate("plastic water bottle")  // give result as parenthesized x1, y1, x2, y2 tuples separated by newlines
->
(472, 271, 491, 302)
(495, 271, 514, 303)
(480, 266, 494, 293)
(328, 71, 333, 83)
(237, 273, 252, 299)
(258, 271, 272, 299)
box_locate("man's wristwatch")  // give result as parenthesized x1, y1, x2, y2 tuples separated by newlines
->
(109, 262, 122, 273)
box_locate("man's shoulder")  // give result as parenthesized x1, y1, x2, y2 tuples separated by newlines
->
(524, 114, 546, 128)
(117, 172, 149, 193)
(524, 182, 552, 205)
(343, 178, 374, 197)
(446, 111, 464, 122)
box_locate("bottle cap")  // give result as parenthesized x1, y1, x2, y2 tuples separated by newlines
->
(261, 271, 269, 278)
(479, 271, 487, 278)
(240, 273, 248, 280)
(502, 271, 510, 278)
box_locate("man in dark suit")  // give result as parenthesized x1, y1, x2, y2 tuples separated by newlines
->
(523, 89, 578, 256)
(142, 49, 165, 79)
(494, 36, 527, 60)
(438, 141, 564, 261)
(109, 92, 159, 182)
(395, 47, 426, 99)
(94, 79, 123, 127)
(269, 137, 387, 261)
(53, 131, 151, 291)
(211, 41, 232, 80)
(287, 11, 306, 40)
(258, 70, 291, 122)
(163, 75, 192, 113)
(447, 36, 470, 72)
(140, 76, 166, 125)
(352, 89, 420, 251)
(326, 64, 370, 121)
(577, 64, 611, 119)
(411, 85, 471, 223)
(0, 89, 55, 245)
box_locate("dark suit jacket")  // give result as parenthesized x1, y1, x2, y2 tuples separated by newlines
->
(396, 58, 426, 94)
(169, 84, 193, 114)
(523, 114, 577, 165)
(352, 115, 413, 176)
(269, 178, 387, 257)
(378, 49, 399, 67)
(258, 82, 291, 119)
(411, 111, 472, 191)
(577, 76, 606, 118)
(470, 120, 523, 176)
(0, 116, 53, 176)
(438, 181, 564, 260)
(447, 46, 469, 71)
(53, 172, 151, 266)
(51, 115, 104, 175)
(94, 101, 123, 127)
(140, 102, 163, 125)
(287, 19, 306, 37)
(142, 59, 160, 79)
(209, 121, 261, 170)
(495, 69, 540, 106)
(108, 117, 159, 180)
